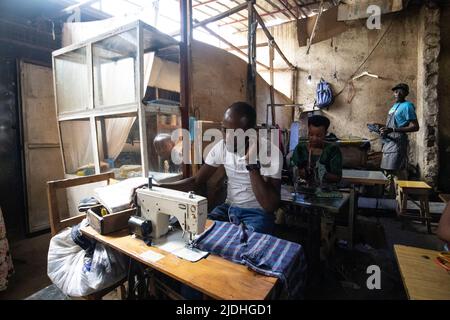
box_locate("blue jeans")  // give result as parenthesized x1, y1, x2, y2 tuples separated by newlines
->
(208, 203, 275, 235)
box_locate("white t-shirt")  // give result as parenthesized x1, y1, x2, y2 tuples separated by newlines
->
(205, 139, 282, 210)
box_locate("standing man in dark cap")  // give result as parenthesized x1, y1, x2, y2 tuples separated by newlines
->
(370, 83, 419, 180)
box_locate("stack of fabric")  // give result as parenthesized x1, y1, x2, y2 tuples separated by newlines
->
(193, 220, 307, 299)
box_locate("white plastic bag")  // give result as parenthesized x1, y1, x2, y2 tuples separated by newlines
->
(86, 241, 127, 292)
(47, 220, 127, 297)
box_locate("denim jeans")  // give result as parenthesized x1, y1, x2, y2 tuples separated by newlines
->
(208, 203, 275, 235)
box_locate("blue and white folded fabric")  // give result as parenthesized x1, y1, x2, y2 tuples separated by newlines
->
(77, 197, 100, 212)
(193, 220, 307, 299)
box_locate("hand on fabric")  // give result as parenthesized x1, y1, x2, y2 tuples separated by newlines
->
(380, 126, 393, 135)
(317, 163, 327, 184)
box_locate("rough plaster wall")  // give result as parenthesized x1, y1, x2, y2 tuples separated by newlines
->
(235, 9, 420, 163)
(232, 22, 298, 100)
(191, 40, 292, 128)
(438, 6, 450, 191)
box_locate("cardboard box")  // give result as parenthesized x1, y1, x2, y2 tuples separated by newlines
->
(86, 205, 136, 235)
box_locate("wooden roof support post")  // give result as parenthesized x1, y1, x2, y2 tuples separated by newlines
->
(270, 44, 274, 86)
(247, 0, 257, 109)
(254, 10, 295, 70)
(269, 44, 275, 125)
(306, 0, 324, 55)
(180, 0, 193, 178)
(291, 66, 298, 121)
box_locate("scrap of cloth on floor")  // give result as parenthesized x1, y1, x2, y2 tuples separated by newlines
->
(0, 207, 14, 291)
(193, 220, 307, 299)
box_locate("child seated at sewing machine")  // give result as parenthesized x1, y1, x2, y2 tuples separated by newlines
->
(291, 114, 343, 193)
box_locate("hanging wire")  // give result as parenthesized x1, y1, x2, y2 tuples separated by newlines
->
(334, 18, 395, 100)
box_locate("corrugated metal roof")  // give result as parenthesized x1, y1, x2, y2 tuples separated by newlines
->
(191, 0, 338, 32)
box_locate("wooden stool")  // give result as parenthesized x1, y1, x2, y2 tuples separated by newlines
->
(396, 181, 432, 234)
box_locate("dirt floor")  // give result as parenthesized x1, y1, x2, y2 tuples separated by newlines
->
(305, 210, 443, 300)
(0, 232, 52, 300)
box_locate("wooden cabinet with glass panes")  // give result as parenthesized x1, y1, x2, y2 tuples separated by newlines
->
(52, 21, 183, 216)
(53, 21, 183, 182)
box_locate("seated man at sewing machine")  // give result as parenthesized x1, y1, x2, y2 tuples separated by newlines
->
(161, 101, 283, 235)
(291, 114, 342, 189)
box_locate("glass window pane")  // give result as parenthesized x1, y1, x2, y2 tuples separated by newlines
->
(54, 47, 89, 113)
(96, 115, 142, 180)
(93, 29, 138, 108)
(145, 105, 182, 174)
(60, 119, 94, 176)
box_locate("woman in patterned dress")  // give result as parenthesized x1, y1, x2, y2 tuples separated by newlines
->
(0, 207, 14, 291)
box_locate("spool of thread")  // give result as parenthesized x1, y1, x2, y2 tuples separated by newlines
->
(100, 208, 108, 217)
(148, 174, 153, 189)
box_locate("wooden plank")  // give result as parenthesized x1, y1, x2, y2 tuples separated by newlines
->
(47, 172, 114, 235)
(47, 171, 115, 189)
(81, 226, 278, 300)
(59, 214, 86, 231)
(394, 245, 450, 300)
(20, 61, 67, 233)
(297, 6, 348, 47)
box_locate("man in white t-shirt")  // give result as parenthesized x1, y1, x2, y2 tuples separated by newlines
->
(162, 101, 282, 235)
